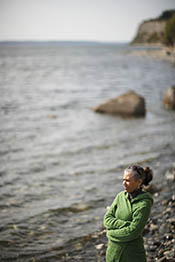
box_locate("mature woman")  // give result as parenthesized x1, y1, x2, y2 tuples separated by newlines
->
(104, 164, 153, 262)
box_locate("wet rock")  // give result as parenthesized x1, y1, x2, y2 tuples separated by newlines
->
(168, 217, 175, 226)
(162, 199, 169, 206)
(75, 242, 83, 250)
(156, 257, 167, 262)
(93, 91, 146, 117)
(165, 168, 175, 181)
(48, 114, 57, 119)
(12, 225, 18, 231)
(147, 245, 157, 252)
(163, 86, 175, 110)
(150, 223, 159, 232)
(159, 223, 168, 234)
(164, 233, 173, 240)
(95, 243, 104, 250)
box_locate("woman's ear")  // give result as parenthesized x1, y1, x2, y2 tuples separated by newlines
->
(138, 179, 142, 188)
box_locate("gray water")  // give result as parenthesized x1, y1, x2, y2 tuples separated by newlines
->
(0, 42, 175, 261)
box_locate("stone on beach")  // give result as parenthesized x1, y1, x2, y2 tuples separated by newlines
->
(95, 243, 104, 250)
(93, 91, 146, 117)
(163, 86, 175, 110)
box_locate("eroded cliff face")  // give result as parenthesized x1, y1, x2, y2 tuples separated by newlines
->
(131, 10, 175, 45)
(132, 20, 166, 44)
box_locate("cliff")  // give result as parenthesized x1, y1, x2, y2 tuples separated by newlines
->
(131, 10, 175, 45)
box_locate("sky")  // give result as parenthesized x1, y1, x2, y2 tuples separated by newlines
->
(0, 0, 174, 42)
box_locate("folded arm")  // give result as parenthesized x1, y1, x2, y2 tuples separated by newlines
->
(104, 198, 131, 230)
(107, 200, 152, 242)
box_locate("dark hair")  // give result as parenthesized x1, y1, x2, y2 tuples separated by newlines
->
(143, 166, 153, 186)
(126, 164, 153, 186)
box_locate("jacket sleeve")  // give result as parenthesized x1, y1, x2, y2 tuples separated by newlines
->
(107, 199, 152, 242)
(104, 196, 131, 230)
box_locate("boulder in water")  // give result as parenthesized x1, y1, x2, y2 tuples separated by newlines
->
(93, 91, 146, 117)
(163, 86, 175, 110)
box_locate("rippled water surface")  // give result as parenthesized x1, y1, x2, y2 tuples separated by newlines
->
(0, 42, 175, 261)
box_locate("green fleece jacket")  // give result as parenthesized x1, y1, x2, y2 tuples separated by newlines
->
(104, 190, 153, 262)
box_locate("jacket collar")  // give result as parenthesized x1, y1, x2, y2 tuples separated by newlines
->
(124, 189, 153, 203)
(128, 188, 143, 200)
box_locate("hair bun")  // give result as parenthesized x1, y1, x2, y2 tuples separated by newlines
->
(143, 166, 153, 185)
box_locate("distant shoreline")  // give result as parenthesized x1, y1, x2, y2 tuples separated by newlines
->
(126, 44, 175, 63)
(1, 41, 174, 63)
(0, 40, 129, 46)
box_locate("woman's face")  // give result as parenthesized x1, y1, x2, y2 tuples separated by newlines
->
(123, 170, 142, 193)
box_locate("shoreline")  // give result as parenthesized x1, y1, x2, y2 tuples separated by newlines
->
(126, 45, 175, 64)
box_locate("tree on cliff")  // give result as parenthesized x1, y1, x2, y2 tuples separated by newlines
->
(163, 14, 175, 48)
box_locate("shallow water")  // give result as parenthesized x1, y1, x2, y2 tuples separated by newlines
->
(0, 42, 175, 261)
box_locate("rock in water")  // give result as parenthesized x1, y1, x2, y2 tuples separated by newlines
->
(163, 86, 175, 110)
(93, 91, 146, 117)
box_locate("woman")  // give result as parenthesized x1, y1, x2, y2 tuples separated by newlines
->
(104, 164, 153, 262)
